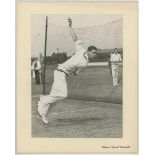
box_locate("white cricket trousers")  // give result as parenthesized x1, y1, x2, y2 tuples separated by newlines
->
(111, 64, 119, 86)
(38, 70, 67, 116)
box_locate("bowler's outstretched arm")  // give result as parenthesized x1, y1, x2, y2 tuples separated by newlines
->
(68, 18, 78, 42)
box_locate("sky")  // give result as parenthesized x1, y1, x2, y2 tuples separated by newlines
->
(31, 14, 123, 57)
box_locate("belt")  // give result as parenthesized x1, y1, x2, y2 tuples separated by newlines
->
(56, 68, 69, 76)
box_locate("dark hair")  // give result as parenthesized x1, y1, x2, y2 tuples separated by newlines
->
(114, 48, 118, 51)
(87, 46, 97, 52)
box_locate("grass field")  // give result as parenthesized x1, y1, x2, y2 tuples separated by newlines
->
(31, 64, 122, 138)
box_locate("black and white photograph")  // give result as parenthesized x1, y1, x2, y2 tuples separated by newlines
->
(16, 1, 138, 153)
(31, 14, 123, 138)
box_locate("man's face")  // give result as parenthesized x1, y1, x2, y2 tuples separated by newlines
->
(114, 49, 118, 54)
(88, 49, 97, 59)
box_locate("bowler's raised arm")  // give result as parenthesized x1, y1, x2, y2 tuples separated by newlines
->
(68, 18, 78, 42)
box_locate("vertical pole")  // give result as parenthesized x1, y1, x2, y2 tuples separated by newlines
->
(43, 16, 48, 95)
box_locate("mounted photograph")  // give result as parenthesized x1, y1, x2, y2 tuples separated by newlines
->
(16, 2, 138, 153)
(31, 14, 123, 138)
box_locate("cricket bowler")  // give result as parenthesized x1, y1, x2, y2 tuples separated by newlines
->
(38, 18, 97, 124)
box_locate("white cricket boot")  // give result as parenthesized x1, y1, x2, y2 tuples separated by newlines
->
(38, 101, 48, 124)
(41, 115, 48, 125)
(37, 101, 42, 116)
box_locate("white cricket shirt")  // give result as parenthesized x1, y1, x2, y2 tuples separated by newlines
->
(57, 40, 88, 75)
(32, 60, 41, 70)
(110, 53, 122, 66)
